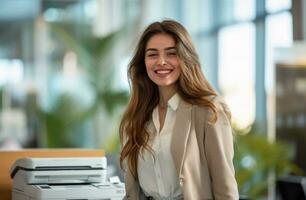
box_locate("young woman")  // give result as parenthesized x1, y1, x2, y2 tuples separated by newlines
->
(119, 19, 239, 200)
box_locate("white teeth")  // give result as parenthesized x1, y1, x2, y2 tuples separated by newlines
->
(155, 69, 172, 74)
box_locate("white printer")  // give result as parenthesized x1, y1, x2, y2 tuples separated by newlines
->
(10, 157, 125, 200)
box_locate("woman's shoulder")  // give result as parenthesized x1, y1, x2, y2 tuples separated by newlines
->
(193, 95, 231, 125)
(194, 95, 228, 111)
(211, 95, 230, 112)
(194, 95, 230, 119)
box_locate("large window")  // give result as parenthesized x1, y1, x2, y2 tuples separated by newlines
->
(265, 12, 293, 93)
(208, 0, 292, 130)
(218, 23, 255, 128)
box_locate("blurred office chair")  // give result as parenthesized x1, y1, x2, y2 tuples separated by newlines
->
(277, 175, 306, 200)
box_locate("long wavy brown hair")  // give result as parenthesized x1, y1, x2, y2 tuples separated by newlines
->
(120, 19, 225, 180)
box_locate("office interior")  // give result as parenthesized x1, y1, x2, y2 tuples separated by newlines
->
(0, 0, 305, 199)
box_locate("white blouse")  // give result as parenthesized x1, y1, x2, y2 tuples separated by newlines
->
(137, 94, 183, 200)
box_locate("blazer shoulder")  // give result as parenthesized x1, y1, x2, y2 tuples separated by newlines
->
(193, 95, 230, 123)
(211, 95, 230, 113)
(195, 95, 229, 112)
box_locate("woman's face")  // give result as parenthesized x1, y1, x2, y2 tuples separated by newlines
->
(144, 33, 181, 89)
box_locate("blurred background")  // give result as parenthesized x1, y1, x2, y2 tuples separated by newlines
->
(0, 0, 305, 199)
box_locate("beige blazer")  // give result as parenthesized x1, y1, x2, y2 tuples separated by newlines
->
(124, 96, 239, 200)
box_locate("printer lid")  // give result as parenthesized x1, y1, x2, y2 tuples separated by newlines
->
(10, 157, 106, 179)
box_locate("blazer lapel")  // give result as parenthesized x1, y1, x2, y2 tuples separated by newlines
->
(171, 101, 192, 176)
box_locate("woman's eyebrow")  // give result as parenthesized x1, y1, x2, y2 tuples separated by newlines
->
(165, 47, 176, 51)
(146, 47, 176, 52)
(145, 48, 158, 52)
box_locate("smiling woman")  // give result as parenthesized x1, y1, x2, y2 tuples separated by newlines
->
(119, 19, 239, 200)
(144, 34, 181, 89)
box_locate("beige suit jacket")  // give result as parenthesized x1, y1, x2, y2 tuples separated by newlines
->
(124, 96, 239, 200)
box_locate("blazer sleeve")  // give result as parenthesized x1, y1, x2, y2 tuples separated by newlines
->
(204, 100, 239, 200)
(123, 164, 148, 200)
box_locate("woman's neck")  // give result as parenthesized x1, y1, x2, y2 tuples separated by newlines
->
(158, 85, 177, 109)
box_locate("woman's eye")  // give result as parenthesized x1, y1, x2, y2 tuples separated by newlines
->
(167, 52, 177, 56)
(147, 54, 157, 57)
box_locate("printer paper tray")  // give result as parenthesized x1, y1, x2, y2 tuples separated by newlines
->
(12, 183, 125, 200)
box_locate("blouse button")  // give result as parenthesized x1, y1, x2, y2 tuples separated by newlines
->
(179, 178, 184, 186)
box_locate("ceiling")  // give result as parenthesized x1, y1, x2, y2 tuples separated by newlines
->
(0, 0, 79, 22)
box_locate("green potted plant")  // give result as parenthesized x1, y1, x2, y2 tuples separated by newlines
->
(234, 126, 304, 199)
(39, 23, 129, 148)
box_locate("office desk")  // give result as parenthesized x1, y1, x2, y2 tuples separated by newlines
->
(0, 149, 105, 200)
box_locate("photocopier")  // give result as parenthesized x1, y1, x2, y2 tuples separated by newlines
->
(10, 157, 125, 200)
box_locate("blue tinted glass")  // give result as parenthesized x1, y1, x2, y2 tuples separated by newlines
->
(266, 0, 291, 13)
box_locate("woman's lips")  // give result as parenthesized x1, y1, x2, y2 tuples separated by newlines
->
(154, 69, 173, 74)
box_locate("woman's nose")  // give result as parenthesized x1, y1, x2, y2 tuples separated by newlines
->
(157, 55, 166, 65)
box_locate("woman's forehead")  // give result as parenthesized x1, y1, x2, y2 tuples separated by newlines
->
(145, 34, 176, 50)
